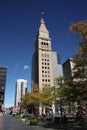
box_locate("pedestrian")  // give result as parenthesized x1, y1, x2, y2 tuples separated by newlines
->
(0, 108, 3, 116)
(63, 114, 67, 122)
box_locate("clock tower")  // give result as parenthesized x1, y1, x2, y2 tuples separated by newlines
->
(32, 18, 53, 92)
(32, 18, 63, 115)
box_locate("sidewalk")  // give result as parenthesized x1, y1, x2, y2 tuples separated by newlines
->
(38, 118, 87, 130)
(0, 114, 4, 130)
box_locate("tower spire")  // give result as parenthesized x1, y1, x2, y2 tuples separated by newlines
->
(40, 17, 45, 24)
(39, 17, 48, 34)
(36, 17, 50, 40)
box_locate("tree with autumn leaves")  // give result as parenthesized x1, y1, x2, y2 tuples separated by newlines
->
(20, 77, 66, 114)
(20, 84, 41, 113)
(20, 84, 54, 113)
(70, 20, 87, 101)
(61, 20, 87, 106)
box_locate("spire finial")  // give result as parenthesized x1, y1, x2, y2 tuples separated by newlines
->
(41, 12, 45, 18)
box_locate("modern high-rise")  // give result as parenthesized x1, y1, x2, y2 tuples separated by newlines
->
(0, 66, 7, 109)
(15, 79, 28, 106)
(31, 18, 63, 114)
(52, 52, 63, 86)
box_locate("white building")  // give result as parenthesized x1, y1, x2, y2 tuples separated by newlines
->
(15, 79, 28, 106)
(31, 18, 63, 114)
(63, 58, 75, 80)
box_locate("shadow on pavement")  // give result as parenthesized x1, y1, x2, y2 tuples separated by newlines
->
(38, 120, 87, 130)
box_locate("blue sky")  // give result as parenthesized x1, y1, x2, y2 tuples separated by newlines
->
(0, 0, 87, 107)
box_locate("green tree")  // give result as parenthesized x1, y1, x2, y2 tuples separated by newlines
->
(60, 79, 79, 102)
(54, 76, 65, 103)
(54, 76, 66, 116)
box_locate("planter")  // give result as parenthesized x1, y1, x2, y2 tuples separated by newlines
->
(29, 119, 38, 125)
(21, 118, 27, 122)
(15, 115, 20, 119)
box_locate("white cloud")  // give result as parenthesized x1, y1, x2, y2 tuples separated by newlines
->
(24, 65, 30, 70)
